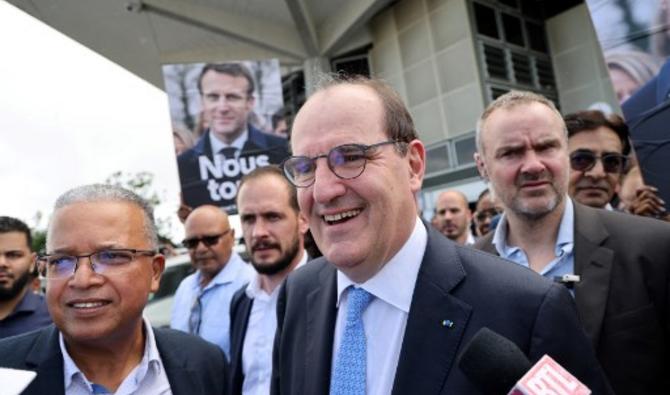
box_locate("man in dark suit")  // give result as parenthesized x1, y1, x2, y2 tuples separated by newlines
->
(0, 184, 228, 394)
(229, 166, 308, 394)
(177, 63, 289, 212)
(272, 76, 611, 394)
(473, 90, 670, 394)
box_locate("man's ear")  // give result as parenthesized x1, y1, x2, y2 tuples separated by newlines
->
(474, 152, 488, 181)
(298, 212, 309, 235)
(406, 139, 426, 194)
(150, 254, 166, 293)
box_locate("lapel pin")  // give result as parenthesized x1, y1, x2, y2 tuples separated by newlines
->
(441, 319, 454, 328)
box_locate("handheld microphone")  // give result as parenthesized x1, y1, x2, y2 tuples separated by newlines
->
(457, 327, 532, 394)
(457, 328, 591, 395)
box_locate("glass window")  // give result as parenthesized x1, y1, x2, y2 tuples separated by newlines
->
(455, 136, 476, 166)
(526, 21, 548, 53)
(483, 44, 509, 80)
(502, 13, 525, 47)
(474, 3, 499, 39)
(511, 52, 533, 85)
(426, 144, 451, 174)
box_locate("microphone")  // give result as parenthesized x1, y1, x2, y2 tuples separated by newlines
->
(458, 327, 532, 394)
(458, 328, 591, 394)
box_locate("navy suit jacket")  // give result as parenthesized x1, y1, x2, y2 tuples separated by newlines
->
(177, 126, 289, 210)
(0, 325, 229, 395)
(229, 285, 253, 395)
(475, 202, 670, 394)
(271, 223, 612, 394)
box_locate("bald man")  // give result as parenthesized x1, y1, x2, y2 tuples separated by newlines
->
(170, 205, 253, 357)
(434, 190, 474, 245)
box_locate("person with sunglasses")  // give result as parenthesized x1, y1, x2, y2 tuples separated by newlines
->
(271, 76, 610, 394)
(0, 184, 228, 394)
(474, 91, 670, 394)
(170, 205, 253, 358)
(564, 110, 630, 209)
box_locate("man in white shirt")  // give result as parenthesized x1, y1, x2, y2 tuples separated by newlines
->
(0, 184, 227, 395)
(271, 76, 611, 394)
(229, 166, 308, 395)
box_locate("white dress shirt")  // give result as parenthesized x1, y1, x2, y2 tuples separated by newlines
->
(61, 318, 172, 395)
(332, 218, 427, 395)
(209, 127, 248, 158)
(242, 252, 308, 395)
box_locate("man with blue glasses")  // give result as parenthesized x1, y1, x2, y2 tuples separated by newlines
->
(0, 184, 228, 394)
(271, 76, 611, 394)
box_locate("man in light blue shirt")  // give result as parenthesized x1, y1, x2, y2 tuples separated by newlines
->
(473, 90, 670, 394)
(171, 205, 253, 357)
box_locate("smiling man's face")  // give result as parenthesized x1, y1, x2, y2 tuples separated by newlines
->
(290, 83, 425, 283)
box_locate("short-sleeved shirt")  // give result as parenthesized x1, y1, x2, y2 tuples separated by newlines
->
(0, 289, 52, 339)
(170, 252, 253, 357)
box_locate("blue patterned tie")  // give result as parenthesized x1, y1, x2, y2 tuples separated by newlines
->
(330, 287, 373, 395)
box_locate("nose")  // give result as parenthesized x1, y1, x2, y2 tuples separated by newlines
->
(584, 158, 606, 178)
(68, 258, 103, 288)
(252, 219, 270, 239)
(214, 96, 232, 111)
(520, 150, 546, 176)
(311, 158, 347, 205)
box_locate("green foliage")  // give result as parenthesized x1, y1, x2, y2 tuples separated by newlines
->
(31, 229, 47, 253)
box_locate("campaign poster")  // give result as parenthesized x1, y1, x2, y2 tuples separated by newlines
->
(586, 0, 670, 205)
(162, 60, 289, 214)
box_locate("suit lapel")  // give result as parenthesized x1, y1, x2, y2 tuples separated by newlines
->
(304, 264, 338, 394)
(231, 294, 253, 386)
(155, 329, 201, 395)
(392, 229, 472, 395)
(24, 325, 65, 395)
(572, 203, 613, 347)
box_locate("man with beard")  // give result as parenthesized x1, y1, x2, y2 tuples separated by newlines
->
(171, 205, 253, 357)
(434, 190, 474, 245)
(229, 166, 308, 395)
(473, 90, 670, 394)
(0, 216, 51, 338)
(564, 110, 630, 209)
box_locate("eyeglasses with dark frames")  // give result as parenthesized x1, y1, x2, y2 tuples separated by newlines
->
(569, 149, 628, 174)
(36, 248, 156, 280)
(182, 229, 232, 250)
(281, 140, 402, 188)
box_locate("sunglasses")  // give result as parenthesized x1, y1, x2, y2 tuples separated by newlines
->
(182, 229, 231, 249)
(569, 150, 628, 174)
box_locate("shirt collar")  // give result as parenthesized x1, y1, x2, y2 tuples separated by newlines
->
(336, 217, 427, 313)
(245, 250, 307, 300)
(209, 128, 248, 153)
(13, 289, 41, 314)
(492, 197, 575, 259)
(196, 252, 245, 291)
(61, 317, 164, 391)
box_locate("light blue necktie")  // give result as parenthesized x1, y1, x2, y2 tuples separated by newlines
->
(330, 287, 373, 395)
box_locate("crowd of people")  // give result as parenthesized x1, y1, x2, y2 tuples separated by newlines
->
(0, 75, 668, 395)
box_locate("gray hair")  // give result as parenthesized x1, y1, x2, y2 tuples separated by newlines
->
(475, 90, 566, 153)
(51, 184, 159, 249)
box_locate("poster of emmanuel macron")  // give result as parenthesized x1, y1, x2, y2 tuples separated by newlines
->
(163, 60, 289, 214)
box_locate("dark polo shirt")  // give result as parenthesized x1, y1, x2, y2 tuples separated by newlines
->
(0, 290, 52, 339)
